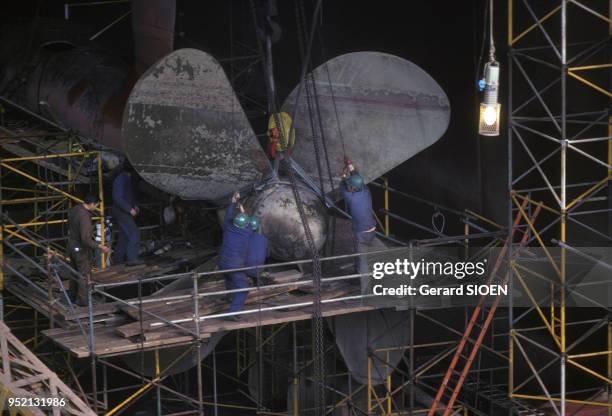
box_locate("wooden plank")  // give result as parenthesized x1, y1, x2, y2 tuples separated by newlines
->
(44, 298, 374, 357)
(6, 280, 120, 326)
(117, 269, 303, 327)
(67, 302, 121, 319)
(4, 283, 67, 324)
(115, 283, 300, 338)
(91, 248, 215, 284)
(117, 278, 350, 339)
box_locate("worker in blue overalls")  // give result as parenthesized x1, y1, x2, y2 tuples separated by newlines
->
(112, 169, 140, 265)
(218, 192, 252, 320)
(340, 158, 376, 293)
(245, 216, 270, 286)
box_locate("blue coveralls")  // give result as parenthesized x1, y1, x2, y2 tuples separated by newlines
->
(112, 172, 140, 263)
(341, 172, 377, 287)
(218, 203, 253, 313)
(246, 233, 269, 285)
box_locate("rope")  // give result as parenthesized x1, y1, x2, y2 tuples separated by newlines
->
(488, 0, 495, 61)
(249, 0, 285, 180)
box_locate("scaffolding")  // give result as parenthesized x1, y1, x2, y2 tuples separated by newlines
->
(0, 104, 511, 416)
(0, 154, 106, 322)
(508, 0, 612, 415)
(0, 96, 110, 414)
(0, 95, 520, 415)
(0, 320, 95, 416)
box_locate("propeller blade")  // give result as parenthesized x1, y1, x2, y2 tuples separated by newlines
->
(282, 52, 450, 197)
(121, 48, 271, 200)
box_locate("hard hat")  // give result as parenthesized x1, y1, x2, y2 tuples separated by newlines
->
(233, 213, 250, 229)
(268, 112, 296, 150)
(346, 173, 365, 192)
(249, 216, 260, 231)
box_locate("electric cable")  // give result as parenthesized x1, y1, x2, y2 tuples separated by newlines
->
(284, 1, 326, 413)
(250, 2, 326, 413)
(294, 0, 326, 194)
(474, 0, 490, 85)
(489, 0, 495, 62)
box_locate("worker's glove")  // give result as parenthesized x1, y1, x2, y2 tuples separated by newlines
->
(342, 164, 352, 179)
(343, 157, 355, 176)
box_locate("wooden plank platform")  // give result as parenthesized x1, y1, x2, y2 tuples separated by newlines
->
(90, 247, 215, 284)
(7, 243, 378, 359)
(115, 270, 303, 338)
(39, 264, 377, 358)
(43, 291, 372, 358)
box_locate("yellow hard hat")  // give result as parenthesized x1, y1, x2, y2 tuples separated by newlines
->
(268, 112, 295, 151)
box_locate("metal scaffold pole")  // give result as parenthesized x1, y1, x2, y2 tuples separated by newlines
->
(560, 2, 568, 415)
(508, 0, 612, 415)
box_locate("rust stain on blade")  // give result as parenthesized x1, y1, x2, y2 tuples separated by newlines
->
(121, 48, 271, 200)
(282, 52, 451, 199)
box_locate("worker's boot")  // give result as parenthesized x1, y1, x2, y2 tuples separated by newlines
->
(223, 314, 241, 322)
(259, 272, 274, 285)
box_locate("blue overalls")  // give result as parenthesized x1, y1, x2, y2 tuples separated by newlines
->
(112, 172, 140, 263)
(246, 233, 269, 285)
(341, 172, 377, 289)
(218, 203, 252, 312)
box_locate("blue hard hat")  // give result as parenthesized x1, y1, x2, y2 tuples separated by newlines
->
(249, 216, 260, 231)
(346, 173, 364, 192)
(233, 213, 250, 228)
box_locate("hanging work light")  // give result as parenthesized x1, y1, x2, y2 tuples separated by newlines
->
(478, 60, 500, 136)
(478, 0, 500, 136)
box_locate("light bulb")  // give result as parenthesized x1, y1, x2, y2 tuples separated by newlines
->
(483, 105, 498, 126)
(479, 103, 500, 136)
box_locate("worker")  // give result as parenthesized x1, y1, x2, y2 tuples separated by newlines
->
(218, 192, 252, 320)
(340, 158, 376, 292)
(67, 195, 110, 306)
(245, 216, 270, 286)
(112, 169, 140, 265)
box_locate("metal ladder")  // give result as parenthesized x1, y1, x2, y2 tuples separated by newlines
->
(428, 199, 541, 416)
